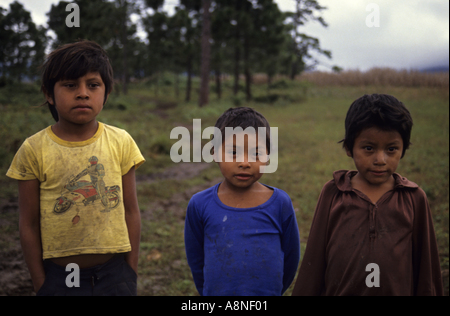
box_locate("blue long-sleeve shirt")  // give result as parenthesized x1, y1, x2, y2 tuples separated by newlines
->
(184, 183, 300, 296)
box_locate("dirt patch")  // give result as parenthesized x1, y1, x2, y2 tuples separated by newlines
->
(0, 246, 33, 296)
(141, 176, 222, 224)
(147, 99, 178, 119)
(0, 196, 33, 296)
(137, 162, 221, 222)
(0, 196, 18, 214)
(136, 162, 213, 184)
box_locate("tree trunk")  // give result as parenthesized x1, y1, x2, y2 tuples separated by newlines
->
(244, 33, 251, 101)
(290, 61, 298, 81)
(120, 0, 128, 94)
(215, 69, 222, 99)
(233, 0, 241, 96)
(185, 57, 193, 102)
(268, 74, 273, 90)
(199, 0, 211, 107)
(175, 72, 180, 101)
(233, 45, 240, 96)
(154, 72, 159, 97)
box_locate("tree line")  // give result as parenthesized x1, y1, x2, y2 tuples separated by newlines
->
(0, 0, 332, 106)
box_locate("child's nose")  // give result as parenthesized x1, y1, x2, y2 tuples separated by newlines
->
(76, 85, 89, 99)
(238, 154, 251, 168)
(373, 151, 387, 165)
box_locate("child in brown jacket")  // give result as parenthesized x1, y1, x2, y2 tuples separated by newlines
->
(292, 94, 443, 296)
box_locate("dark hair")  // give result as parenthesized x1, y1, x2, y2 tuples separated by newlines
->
(214, 107, 272, 154)
(40, 40, 114, 121)
(341, 94, 413, 158)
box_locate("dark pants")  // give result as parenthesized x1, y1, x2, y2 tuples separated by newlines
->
(37, 254, 137, 296)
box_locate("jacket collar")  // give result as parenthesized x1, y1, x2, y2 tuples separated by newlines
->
(333, 170, 419, 192)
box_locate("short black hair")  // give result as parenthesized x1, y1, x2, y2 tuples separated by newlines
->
(41, 40, 114, 122)
(214, 107, 272, 154)
(341, 94, 413, 158)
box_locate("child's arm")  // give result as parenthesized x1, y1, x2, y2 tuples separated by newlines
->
(184, 198, 205, 295)
(291, 182, 337, 296)
(280, 202, 300, 295)
(412, 188, 444, 296)
(18, 179, 45, 293)
(122, 166, 141, 275)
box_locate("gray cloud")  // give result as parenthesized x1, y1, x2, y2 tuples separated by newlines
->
(284, 0, 450, 71)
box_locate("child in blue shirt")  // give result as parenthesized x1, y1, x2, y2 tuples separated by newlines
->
(184, 107, 300, 296)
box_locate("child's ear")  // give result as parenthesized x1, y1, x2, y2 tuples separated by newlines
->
(45, 92, 54, 105)
(103, 91, 111, 105)
(211, 147, 216, 162)
(345, 146, 353, 158)
(212, 147, 220, 163)
(261, 150, 270, 165)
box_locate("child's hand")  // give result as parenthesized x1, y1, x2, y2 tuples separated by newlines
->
(34, 275, 46, 294)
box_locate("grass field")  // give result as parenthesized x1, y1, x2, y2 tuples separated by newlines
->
(0, 72, 448, 295)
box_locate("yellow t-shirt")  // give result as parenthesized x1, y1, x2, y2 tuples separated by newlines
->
(6, 122, 145, 259)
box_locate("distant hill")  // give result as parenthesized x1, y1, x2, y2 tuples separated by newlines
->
(420, 66, 449, 73)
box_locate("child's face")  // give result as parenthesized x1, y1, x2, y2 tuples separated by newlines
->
(46, 72, 108, 126)
(347, 127, 403, 188)
(216, 132, 268, 190)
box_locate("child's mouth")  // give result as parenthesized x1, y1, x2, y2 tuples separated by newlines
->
(73, 105, 92, 111)
(235, 174, 252, 181)
(370, 170, 387, 176)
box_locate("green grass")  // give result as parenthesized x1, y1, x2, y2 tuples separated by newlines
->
(0, 77, 448, 295)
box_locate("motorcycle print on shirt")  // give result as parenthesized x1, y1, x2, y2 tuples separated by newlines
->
(53, 156, 121, 216)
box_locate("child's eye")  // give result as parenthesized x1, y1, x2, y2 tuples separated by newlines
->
(364, 146, 373, 151)
(64, 83, 75, 88)
(89, 83, 100, 88)
(387, 147, 399, 153)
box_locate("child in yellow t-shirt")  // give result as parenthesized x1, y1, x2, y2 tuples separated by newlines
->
(6, 40, 145, 296)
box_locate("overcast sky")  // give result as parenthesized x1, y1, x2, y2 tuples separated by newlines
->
(1, 0, 448, 71)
